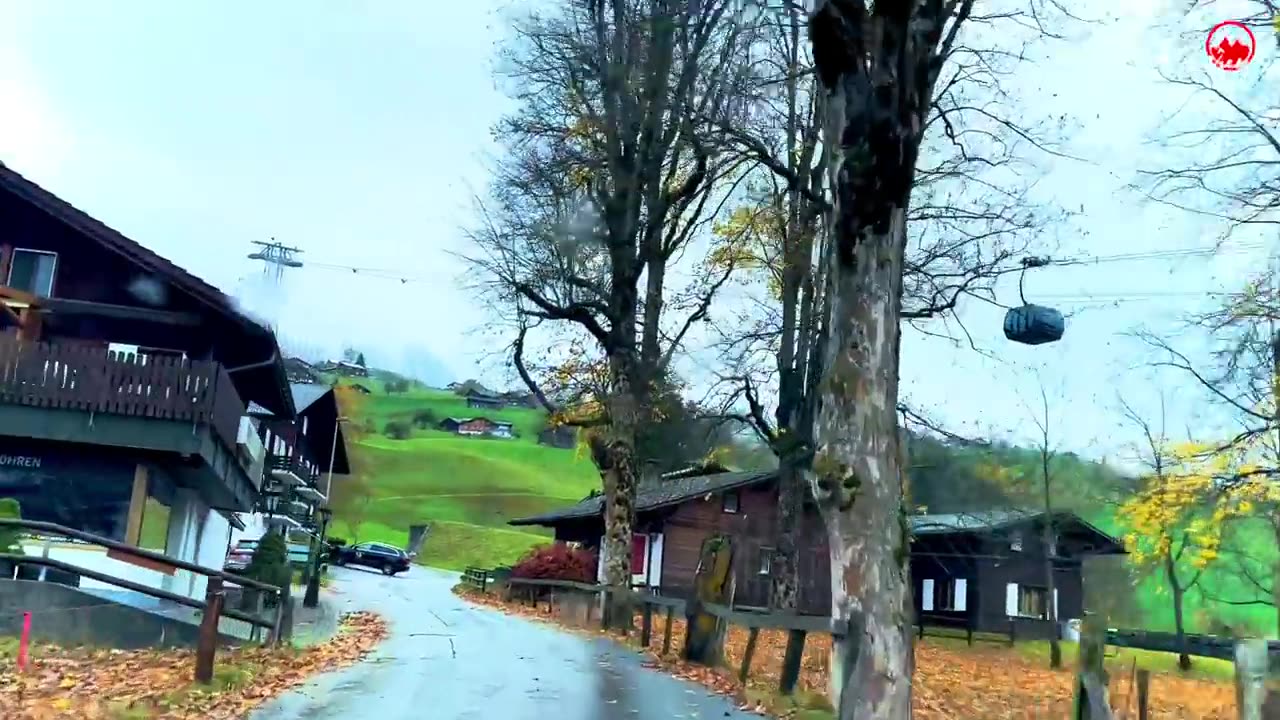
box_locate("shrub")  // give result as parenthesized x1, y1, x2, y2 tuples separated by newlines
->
(384, 420, 412, 440)
(0, 498, 21, 553)
(246, 531, 290, 589)
(411, 409, 438, 429)
(510, 543, 597, 583)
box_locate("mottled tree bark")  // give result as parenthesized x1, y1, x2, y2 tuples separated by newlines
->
(807, 1, 952, 716)
(772, 462, 805, 610)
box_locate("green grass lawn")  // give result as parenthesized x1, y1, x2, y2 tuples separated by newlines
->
(330, 383, 599, 570)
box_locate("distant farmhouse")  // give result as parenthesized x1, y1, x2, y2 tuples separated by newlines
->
(537, 425, 577, 449)
(438, 417, 515, 439)
(446, 380, 540, 411)
(315, 360, 369, 378)
(283, 357, 322, 385)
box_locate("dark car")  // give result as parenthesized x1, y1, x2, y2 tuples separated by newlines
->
(335, 541, 411, 575)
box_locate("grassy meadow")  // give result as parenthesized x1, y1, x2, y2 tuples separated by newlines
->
(327, 377, 598, 571)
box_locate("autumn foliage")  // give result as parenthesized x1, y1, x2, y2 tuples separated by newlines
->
(510, 543, 597, 583)
(460, 588, 1238, 719)
(0, 611, 387, 719)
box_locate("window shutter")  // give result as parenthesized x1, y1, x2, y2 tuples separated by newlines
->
(921, 579, 935, 612)
(1005, 583, 1018, 616)
(955, 579, 968, 612)
(1053, 588, 1059, 620)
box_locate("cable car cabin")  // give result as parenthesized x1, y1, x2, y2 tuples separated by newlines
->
(1003, 304, 1065, 345)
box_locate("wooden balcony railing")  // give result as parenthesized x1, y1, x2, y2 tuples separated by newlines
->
(0, 337, 244, 451)
(268, 453, 318, 485)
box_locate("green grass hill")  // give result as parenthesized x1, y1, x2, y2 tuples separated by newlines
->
(325, 373, 598, 571)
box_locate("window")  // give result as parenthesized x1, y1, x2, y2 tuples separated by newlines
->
(1009, 584, 1048, 619)
(758, 547, 773, 575)
(920, 578, 967, 612)
(721, 490, 740, 514)
(1009, 531, 1023, 552)
(7, 249, 57, 297)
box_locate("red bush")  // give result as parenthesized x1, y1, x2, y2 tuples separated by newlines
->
(510, 543, 597, 583)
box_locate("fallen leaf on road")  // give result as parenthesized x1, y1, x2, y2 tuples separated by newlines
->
(0, 611, 388, 719)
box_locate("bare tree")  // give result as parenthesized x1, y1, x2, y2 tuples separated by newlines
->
(1020, 375, 1063, 669)
(466, 0, 758, 626)
(701, 0, 1069, 618)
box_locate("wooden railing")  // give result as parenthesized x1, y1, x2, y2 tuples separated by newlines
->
(0, 519, 286, 684)
(498, 576, 836, 694)
(0, 337, 244, 449)
(268, 453, 317, 485)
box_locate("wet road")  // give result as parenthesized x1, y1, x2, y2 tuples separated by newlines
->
(249, 565, 759, 720)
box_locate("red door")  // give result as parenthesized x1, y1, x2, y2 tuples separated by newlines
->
(630, 534, 647, 574)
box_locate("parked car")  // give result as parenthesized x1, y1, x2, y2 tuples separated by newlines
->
(223, 538, 325, 575)
(334, 541, 411, 576)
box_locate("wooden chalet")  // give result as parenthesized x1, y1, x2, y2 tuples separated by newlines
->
(0, 161, 299, 599)
(464, 389, 505, 411)
(245, 384, 351, 534)
(283, 357, 321, 385)
(510, 469, 1125, 637)
(439, 417, 514, 439)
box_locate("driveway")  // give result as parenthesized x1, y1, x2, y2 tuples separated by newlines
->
(249, 565, 760, 720)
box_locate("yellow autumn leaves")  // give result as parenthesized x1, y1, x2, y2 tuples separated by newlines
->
(1118, 440, 1272, 572)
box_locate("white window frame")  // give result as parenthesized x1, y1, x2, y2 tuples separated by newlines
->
(923, 578, 968, 612)
(7, 248, 58, 297)
(1007, 583, 1050, 619)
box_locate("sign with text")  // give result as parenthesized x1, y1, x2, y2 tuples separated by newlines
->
(0, 440, 136, 541)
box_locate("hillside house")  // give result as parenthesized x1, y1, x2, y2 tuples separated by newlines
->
(315, 360, 368, 378)
(439, 417, 514, 439)
(464, 389, 506, 410)
(510, 469, 1125, 637)
(537, 425, 577, 450)
(283, 357, 321, 384)
(0, 161, 296, 602)
(239, 384, 350, 540)
(499, 390, 539, 409)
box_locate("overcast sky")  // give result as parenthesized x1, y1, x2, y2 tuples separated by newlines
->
(0, 0, 1273, 471)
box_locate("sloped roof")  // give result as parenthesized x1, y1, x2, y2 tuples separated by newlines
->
(0, 161, 294, 418)
(508, 469, 774, 526)
(510, 474, 1124, 553)
(290, 383, 331, 413)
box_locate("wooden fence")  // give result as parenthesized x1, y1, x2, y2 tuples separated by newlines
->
(461, 566, 491, 593)
(500, 576, 835, 694)
(0, 337, 243, 449)
(474, 575, 1280, 718)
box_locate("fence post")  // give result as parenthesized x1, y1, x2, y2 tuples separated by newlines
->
(640, 602, 653, 648)
(1071, 612, 1112, 720)
(779, 629, 808, 695)
(1136, 669, 1149, 720)
(1235, 638, 1269, 720)
(662, 606, 674, 655)
(194, 577, 224, 684)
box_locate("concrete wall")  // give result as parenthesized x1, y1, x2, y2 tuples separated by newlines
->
(0, 579, 242, 650)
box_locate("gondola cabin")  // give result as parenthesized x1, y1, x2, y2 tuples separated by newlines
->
(1003, 304, 1065, 346)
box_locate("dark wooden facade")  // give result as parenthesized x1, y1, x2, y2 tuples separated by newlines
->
(0, 162, 293, 417)
(518, 472, 1124, 634)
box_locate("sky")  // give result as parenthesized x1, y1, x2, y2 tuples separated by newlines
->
(0, 0, 1274, 473)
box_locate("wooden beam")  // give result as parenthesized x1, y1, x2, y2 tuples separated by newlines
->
(37, 297, 201, 326)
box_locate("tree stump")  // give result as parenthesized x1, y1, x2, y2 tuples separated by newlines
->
(683, 535, 734, 666)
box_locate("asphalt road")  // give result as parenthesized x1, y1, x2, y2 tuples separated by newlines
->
(249, 565, 760, 720)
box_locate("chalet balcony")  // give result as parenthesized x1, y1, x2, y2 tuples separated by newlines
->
(267, 453, 316, 488)
(0, 336, 259, 511)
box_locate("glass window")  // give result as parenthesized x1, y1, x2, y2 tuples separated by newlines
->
(8, 249, 57, 297)
(722, 490, 740, 513)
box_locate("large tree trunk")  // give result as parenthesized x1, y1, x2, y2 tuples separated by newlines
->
(595, 349, 640, 633)
(811, 205, 913, 718)
(772, 461, 806, 610)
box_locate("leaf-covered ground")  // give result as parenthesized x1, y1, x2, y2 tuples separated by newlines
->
(458, 588, 1237, 719)
(0, 611, 387, 719)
